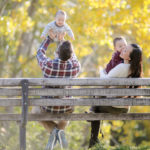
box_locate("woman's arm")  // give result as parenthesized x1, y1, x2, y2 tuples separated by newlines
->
(107, 64, 123, 77)
(100, 63, 128, 78)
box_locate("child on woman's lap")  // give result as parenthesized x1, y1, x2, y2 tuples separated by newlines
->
(100, 36, 127, 76)
(87, 37, 128, 113)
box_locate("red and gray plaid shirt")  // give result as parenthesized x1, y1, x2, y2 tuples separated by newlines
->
(37, 36, 81, 113)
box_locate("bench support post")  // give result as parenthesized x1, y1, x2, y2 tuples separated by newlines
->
(20, 80, 29, 150)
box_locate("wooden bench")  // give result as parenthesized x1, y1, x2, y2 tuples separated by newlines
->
(0, 78, 150, 150)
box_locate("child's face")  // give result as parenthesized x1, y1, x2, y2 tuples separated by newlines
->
(120, 44, 133, 60)
(114, 39, 127, 52)
(55, 14, 66, 27)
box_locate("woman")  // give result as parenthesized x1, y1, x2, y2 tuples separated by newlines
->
(89, 44, 142, 148)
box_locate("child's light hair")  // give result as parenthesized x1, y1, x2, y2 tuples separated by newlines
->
(113, 36, 127, 47)
(55, 10, 67, 17)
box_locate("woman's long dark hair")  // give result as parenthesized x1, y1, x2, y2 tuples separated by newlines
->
(128, 44, 142, 78)
(127, 44, 142, 91)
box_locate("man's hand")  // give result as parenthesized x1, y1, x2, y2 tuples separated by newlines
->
(58, 32, 66, 41)
(49, 29, 56, 39)
(40, 35, 46, 40)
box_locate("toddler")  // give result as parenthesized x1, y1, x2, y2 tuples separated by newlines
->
(41, 10, 74, 43)
(104, 36, 127, 74)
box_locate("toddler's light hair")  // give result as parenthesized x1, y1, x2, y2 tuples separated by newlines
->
(113, 36, 127, 47)
(55, 10, 67, 17)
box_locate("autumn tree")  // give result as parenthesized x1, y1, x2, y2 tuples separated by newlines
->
(0, 0, 150, 149)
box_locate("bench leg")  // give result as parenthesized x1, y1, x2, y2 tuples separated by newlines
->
(20, 124, 26, 150)
(20, 80, 29, 150)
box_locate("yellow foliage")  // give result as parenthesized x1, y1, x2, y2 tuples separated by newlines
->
(102, 122, 111, 133)
(18, 55, 24, 64)
(1, 0, 150, 148)
(112, 121, 124, 128)
(12, 0, 22, 2)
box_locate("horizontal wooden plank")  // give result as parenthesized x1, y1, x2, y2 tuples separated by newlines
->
(1, 98, 150, 106)
(0, 88, 150, 96)
(0, 78, 150, 86)
(0, 88, 21, 96)
(0, 98, 21, 106)
(29, 88, 150, 97)
(28, 98, 150, 106)
(1, 113, 150, 121)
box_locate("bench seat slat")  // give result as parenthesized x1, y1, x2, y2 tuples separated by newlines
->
(0, 78, 150, 86)
(1, 98, 150, 106)
(0, 88, 150, 96)
(0, 113, 150, 121)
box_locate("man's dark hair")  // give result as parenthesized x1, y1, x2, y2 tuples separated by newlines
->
(58, 41, 73, 61)
(113, 36, 126, 47)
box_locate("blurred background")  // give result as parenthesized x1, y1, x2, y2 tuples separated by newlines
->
(0, 0, 150, 149)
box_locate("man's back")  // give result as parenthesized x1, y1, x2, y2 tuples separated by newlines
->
(37, 36, 81, 78)
(36, 36, 81, 113)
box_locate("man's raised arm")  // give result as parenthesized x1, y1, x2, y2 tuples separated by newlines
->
(36, 36, 52, 70)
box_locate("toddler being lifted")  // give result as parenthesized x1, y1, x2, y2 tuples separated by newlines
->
(41, 10, 74, 44)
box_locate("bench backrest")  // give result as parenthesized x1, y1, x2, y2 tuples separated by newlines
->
(0, 78, 150, 121)
(0, 78, 150, 150)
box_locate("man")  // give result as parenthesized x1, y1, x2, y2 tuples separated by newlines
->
(34, 36, 81, 150)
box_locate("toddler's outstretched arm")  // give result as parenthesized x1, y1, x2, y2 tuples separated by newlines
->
(65, 24, 75, 40)
(41, 22, 53, 39)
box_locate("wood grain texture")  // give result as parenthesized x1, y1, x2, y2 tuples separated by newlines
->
(1, 98, 150, 106)
(0, 88, 150, 96)
(0, 78, 150, 86)
(0, 113, 150, 121)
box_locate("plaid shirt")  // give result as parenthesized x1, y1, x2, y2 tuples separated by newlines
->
(37, 36, 81, 113)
